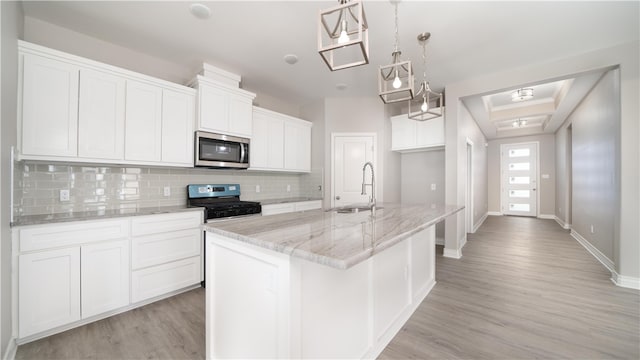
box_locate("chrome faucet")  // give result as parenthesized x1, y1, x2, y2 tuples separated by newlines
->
(361, 162, 376, 215)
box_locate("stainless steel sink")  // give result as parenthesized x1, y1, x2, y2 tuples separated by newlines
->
(333, 205, 383, 213)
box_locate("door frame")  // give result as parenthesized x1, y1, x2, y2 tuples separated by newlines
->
(330, 132, 377, 209)
(499, 141, 540, 217)
(466, 138, 474, 233)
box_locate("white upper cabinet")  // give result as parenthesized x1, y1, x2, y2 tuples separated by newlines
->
(20, 53, 79, 158)
(78, 69, 126, 160)
(390, 114, 445, 152)
(251, 108, 284, 170)
(125, 80, 163, 162)
(161, 89, 195, 165)
(194, 77, 255, 138)
(18, 41, 195, 168)
(284, 120, 311, 172)
(249, 107, 311, 173)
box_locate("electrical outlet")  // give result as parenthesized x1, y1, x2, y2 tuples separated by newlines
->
(59, 189, 70, 202)
(163, 186, 171, 197)
(256, 185, 261, 193)
(431, 183, 436, 191)
(286, 184, 291, 192)
(590, 225, 594, 234)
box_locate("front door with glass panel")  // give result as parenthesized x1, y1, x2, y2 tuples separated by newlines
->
(501, 143, 537, 217)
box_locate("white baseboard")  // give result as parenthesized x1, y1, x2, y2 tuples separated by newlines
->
(571, 230, 615, 273)
(473, 212, 488, 232)
(435, 237, 444, 246)
(487, 211, 502, 216)
(2, 338, 17, 360)
(554, 216, 570, 229)
(443, 247, 462, 259)
(611, 272, 640, 290)
(538, 214, 555, 220)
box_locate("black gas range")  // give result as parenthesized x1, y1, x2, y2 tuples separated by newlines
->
(187, 184, 261, 221)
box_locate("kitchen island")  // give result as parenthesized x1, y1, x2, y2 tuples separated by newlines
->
(204, 203, 463, 359)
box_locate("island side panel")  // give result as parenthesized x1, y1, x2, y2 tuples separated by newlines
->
(206, 232, 292, 359)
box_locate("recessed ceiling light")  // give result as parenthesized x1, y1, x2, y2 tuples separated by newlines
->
(283, 54, 298, 65)
(336, 83, 348, 90)
(190, 3, 211, 19)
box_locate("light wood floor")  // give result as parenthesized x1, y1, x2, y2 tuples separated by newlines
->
(380, 216, 640, 359)
(16, 216, 639, 359)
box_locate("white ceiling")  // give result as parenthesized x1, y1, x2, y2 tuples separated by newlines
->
(20, 1, 639, 137)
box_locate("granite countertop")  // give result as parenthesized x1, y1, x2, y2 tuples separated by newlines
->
(259, 197, 323, 205)
(12, 205, 204, 227)
(204, 203, 463, 269)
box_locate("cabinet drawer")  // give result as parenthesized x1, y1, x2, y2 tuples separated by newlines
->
(261, 203, 295, 216)
(131, 256, 200, 303)
(131, 211, 202, 236)
(295, 200, 322, 212)
(19, 219, 129, 252)
(132, 228, 201, 270)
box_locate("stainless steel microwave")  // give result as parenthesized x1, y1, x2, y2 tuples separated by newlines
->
(194, 131, 249, 169)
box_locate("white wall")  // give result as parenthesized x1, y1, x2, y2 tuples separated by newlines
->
(487, 134, 556, 216)
(1, 1, 23, 357)
(445, 41, 639, 282)
(400, 150, 446, 239)
(556, 70, 619, 262)
(318, 97, 400, 207)
(443, 102, 488, 255)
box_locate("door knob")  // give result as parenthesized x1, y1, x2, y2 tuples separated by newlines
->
(335, 196, 341, 200)
(532, 188, 537, 191)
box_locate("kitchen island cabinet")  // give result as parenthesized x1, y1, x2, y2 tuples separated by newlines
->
(204, 203, 463, 359)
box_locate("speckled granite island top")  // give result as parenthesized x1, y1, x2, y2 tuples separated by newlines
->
(205, 203, 463, 269)
(12, 205, 204, 227)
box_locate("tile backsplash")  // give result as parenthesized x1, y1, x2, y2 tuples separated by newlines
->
(13, 161, 324, 217)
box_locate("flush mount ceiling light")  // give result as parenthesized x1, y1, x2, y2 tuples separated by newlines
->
(408, 32, 443, 121)
(511, 88, 534, 102)
(378, 1, 413, 104)
(318, 0, 369, 71)
(283, 54, 299, 65)
(189, 3, 211, 19)
(512, 118, 528, 128)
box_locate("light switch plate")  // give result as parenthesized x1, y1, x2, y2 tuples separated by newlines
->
(542, 174, 550, 179)
(431, 183, 437, 191)
(256, 185, 261, 193)
(164, 186, 171, 197)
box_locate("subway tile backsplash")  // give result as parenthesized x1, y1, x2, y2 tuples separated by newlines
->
(13, 161, 324, 217)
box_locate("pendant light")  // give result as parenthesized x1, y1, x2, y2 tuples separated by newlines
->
(318, 0, 369, 71)
(408, 32, 443, 121)
(378, 1, 413, 104)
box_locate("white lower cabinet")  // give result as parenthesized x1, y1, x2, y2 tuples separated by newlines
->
(15, 211, 203, 341)
(81, 240, 130, 319)
(18, 247, 81, 338)
(131, 256, 201, 303)
(130, 212, 203, 303)
(261, 200, 322, 216)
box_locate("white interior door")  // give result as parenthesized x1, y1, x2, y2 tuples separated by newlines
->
(332, 134, 375, 208)
(501, 143, 538, 216)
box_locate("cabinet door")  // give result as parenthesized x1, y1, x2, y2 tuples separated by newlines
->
(267, 116, 285, 169)
(250, 111, 268, 168)
(21, 54, 79, 157)
(78, 69, 126, 160)
(416, 116, 445, 147)
(19, 247, 81, 338)
(284, 121, 311, 172)
(390, 115, 416, 150)
(125, 80, 162, 162)
(373, 240, 411, 341)
(228, 95, 253, 137)
(81, 240, 130, 318)
(161, 89, 195, 165)
(198, 84, 228, 133)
